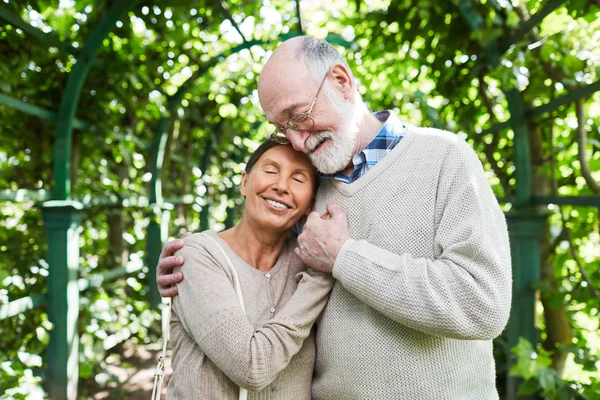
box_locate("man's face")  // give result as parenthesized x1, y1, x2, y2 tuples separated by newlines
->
(259, 64, 359, 174)
(299, 85, 359, 174)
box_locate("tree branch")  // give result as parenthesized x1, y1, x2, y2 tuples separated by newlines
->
(542, 137, 577, 164)
(559, 209, 600, 299)
(575, 100, 600, 194)
(218, 1, 258, 62)
(557, 175, 578, 188)
(295, 0, 304, 33)
(542, 226, 568, 261)
(477, 74, 512, 195)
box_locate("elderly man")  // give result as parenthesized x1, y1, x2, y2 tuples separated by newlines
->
(157, 36, 512, 399)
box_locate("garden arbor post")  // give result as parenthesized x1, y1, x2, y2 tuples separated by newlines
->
(46, 2, 140, 398)
(504, 88, 549, 400)
(42, 201, 83, 400)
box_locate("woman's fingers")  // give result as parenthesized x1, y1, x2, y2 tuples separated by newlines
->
(157, 238, 187, 297)
(159, 239, 184, 258)
(158, 281, 180, 297)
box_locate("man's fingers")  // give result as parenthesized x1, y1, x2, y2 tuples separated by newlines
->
(306, 210, 321, 221)
(157, 255, 184, 273)
(325, 203, 343, 216)
(159, 239, 184, 258)
(326, 203, 347, 222)
(157, 270, 184, 287)
(158, 285, 179, 298)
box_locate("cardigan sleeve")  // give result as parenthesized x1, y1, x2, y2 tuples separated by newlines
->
(332, 138, 512, 340)
(172, 240, 333, 391)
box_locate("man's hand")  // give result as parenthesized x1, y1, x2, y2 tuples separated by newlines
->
(157, 232, 190, 297)
(295, 203, 351, 273)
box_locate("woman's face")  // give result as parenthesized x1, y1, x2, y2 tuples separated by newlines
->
(241, 145, 316, 234)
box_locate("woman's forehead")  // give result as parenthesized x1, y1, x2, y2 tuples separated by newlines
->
(258, 146, 314, 170)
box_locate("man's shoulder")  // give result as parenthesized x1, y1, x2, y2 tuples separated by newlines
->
(406, 125, 475, 155)
(408, 124, 460, 142)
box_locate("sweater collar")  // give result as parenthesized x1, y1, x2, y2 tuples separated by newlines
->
(321, 110, 407, 183)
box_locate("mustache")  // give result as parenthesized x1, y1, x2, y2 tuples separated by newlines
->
(304, 131, 333, 153)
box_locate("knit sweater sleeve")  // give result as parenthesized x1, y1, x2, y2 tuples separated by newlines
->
(172, 241, 333, 391)
(332, 138, 512, 340)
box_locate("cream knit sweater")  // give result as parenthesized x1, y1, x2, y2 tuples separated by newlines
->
(167, 230, 333, 399)
(311, 126, 512, 399)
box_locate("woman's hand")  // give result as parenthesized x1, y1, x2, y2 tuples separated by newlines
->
(156, 232, 191, 297)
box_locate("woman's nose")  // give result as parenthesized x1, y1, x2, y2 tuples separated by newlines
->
(271, 176, 290, 193)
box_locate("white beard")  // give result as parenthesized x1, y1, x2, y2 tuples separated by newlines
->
(303, 91, 359, 174)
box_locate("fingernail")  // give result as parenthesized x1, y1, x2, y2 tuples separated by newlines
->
(177, 256, 184, 264)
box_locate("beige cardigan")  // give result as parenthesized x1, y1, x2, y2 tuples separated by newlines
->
(167, 230, 333, 399)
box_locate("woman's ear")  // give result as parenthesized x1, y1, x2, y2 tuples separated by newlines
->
(241, 171, 248, 197)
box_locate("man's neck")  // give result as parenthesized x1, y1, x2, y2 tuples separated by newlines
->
(355, 106, 384, 154)
(338, 106, 384, 177)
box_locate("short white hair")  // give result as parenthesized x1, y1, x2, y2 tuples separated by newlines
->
(295, 37, 351, 82)
(295, 37, 359, 107)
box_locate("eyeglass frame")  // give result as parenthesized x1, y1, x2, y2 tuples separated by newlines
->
(269, 67, 332, 144)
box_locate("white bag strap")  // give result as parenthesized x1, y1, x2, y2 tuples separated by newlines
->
(151, 233, 249, 400)
(151, 297, 170, 400)
(198, 233, 248, 400)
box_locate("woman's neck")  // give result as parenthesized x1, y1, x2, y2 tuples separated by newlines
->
(217, 220, 288, 272)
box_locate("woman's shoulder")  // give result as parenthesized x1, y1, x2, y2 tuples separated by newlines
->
(181, 230, 219, 250)
(174, 230, 233, 273)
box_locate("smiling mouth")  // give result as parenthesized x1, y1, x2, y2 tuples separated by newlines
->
(310, 138, 329, 154)
(264, 198, 291, 210)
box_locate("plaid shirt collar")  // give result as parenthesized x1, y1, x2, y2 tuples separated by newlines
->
(323, 110, 406, 183)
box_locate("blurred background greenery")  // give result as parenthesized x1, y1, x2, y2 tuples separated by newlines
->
(0, 0, 599, 398)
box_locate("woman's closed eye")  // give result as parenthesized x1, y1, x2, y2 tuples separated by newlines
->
(292, 174, 308, 183)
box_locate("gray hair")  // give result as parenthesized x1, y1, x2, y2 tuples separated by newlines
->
(295, 37, 352, 83)
(295, 37, 359, 109)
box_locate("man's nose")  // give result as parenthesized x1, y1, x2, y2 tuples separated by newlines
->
(286, 130, 311, 151)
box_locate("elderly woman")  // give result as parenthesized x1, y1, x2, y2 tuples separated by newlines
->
(166, 140, 333, 399)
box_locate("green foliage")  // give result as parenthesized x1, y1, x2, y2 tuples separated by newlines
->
(1, 0, 599, 397)
(510, 338, 599, 399)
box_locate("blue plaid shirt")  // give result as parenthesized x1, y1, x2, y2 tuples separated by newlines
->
(325, 110, 406, 183)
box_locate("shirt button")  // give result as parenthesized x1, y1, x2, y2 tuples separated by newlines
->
(264, 273, 271, 279)
(271, 388, 278, 393)
(269, 307, 275, 313)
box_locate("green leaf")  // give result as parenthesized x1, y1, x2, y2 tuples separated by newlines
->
(79, 361, 94, 379)
(517, 379, 539, 396)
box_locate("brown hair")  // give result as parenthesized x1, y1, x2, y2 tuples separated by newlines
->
(245, 139, 320, 194)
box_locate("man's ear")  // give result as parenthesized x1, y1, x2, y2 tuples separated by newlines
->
(330, 63, 353, 100)
(241, 171, 248, 197)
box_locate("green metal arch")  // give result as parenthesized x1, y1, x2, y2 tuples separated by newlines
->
(53, 1, 140, 200)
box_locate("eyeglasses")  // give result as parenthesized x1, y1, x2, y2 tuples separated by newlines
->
(270, 68, 331, 144)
